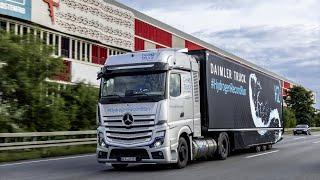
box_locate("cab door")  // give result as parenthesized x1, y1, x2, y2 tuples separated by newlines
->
(168, 70, 194, 125)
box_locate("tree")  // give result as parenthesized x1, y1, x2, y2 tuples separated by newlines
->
(283, 107, 297, 128)
(0, 31, 98, 132)
(60, 82, 98, 131)
(0, 31, 65, 132)
(285, 86, 315, 126)
(314, 112, 320, 127)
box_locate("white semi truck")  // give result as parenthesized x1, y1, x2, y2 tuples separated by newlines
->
(96, 49, 283, 169)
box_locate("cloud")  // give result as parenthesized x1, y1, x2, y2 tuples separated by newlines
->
(194, 25, 320, 108)
(119, 0, 320, 33)
(117, 0, 320, 108)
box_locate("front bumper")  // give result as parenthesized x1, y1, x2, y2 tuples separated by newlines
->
(97, 145, 177, 164)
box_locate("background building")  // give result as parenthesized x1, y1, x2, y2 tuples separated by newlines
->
(0, 0, 309, 99)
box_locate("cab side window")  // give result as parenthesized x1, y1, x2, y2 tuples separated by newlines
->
(170, 73, 181, 97)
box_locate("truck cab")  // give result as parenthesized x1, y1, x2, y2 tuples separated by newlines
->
(96, 49, 201, 168)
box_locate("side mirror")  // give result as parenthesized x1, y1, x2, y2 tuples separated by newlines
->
(97, 67, 106, 80)
(97, 72, 104, 80)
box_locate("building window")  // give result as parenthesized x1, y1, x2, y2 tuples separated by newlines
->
(86, 44, 90, 62)
(82, 42, 86, 61)
(36, 30, 41, 39)
(71, 40, 75, 59)
(23, 26, 28, 35)
(29, 28, 34, 35)
(92, 45, 108, 64)
(9, 23, 15, 33)
(55, 35, 59, 55)
(61, 36, 70, 58)
(0, 20, 6, 31)
(43, 31, 48, 44)
(92, 45, 99, 63)
(77, 41, 81, 60)
(49, 33, 54, 45)
(17, 25, 22, 35)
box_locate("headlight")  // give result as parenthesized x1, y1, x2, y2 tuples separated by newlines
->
(98, 132, 108, 148)
(150, 131, 166, 148)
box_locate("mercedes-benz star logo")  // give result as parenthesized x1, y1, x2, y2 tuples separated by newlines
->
(122, 113, 134, 127)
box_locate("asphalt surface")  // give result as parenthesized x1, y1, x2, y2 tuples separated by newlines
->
(1, 132, 320, 180)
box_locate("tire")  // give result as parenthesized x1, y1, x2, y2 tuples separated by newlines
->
(111, 164, 128, 170)
(266, 144, 272, 150)
(174, 137, 189, 169)
(261, 145, 267, 151)
(215, 132, 229, 160)
(255, 146, 261, 153)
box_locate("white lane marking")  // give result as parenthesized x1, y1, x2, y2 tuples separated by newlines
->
(245, 150, 279, 159)
(0, 154, 95, 167)
(313, 141, 320, 144)
(313, 134, 320, 137)
(293, 137, 306, 140)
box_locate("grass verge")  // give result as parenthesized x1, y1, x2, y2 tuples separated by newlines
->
(0, 144, 96, 163)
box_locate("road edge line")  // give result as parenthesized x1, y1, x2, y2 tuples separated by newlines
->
(0, 154, 95, 167)
(245, 150, 279, 159)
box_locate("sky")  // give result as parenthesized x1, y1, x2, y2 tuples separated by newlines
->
(118, 0, 320, 108)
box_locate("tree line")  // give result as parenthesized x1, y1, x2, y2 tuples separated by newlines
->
(284, 86, 319, 128)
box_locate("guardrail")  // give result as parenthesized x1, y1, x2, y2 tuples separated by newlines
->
(0, 130, 96, 151)
(1, 128, 319, 151)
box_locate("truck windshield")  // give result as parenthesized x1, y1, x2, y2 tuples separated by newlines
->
(101, 72, 166, 102)
(296, 125, 308, 128)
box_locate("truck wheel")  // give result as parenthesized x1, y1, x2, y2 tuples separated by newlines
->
(174, 137, 189, 169)
(261, 145, 267, 151)
(111, 164, 128, 170)
(215, 132, 229, 160)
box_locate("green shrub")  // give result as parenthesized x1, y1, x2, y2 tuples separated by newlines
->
(283, 107, 297, 128)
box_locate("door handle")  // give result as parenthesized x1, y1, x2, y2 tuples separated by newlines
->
(180, 112, 184, 117)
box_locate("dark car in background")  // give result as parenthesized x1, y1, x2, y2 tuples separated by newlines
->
(293, 124, 311, 135)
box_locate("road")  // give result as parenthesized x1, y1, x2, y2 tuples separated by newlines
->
(1, 132, 320, 180)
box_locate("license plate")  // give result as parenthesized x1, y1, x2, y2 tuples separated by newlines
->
(121, 157, 136, 162)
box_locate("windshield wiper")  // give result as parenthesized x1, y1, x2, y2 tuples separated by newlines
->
(130, 92, 164, 102)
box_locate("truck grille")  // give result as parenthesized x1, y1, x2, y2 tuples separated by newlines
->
(103, 115, 155, 145)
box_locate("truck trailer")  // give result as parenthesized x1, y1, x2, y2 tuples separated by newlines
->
(96, 49, 283, 169)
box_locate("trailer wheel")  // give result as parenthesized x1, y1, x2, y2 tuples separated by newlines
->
(215, 132, 229, 160)
(266, 144, 272, 150)
(255, 146, 261, 153)
(111, 164, 128, 170)
(261, 145, 267, 151)
(174, 137, 189, 169)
